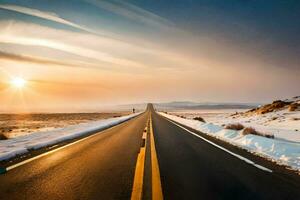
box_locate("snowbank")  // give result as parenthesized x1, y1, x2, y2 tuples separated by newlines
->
(0, 113, 141, 161)
(159, 112, 300, 171)
(167, 109, 300, 142)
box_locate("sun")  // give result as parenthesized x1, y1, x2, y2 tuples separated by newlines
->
(11, 77, 27, 88)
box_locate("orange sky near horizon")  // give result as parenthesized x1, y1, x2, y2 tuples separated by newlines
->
(0, 1, 299, 113)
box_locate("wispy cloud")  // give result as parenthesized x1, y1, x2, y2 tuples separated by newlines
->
(2, 2, 137, 46)
(85, 0, 174, 29)
(0, 20, 150, 69)
(0, 3, 193, 71)
(0, 50, 69, 66)
(0, 4, 117, 38)
(0, 4, 85, 29)
(0, 50, 99, 69)
(0, 20, 199, 72)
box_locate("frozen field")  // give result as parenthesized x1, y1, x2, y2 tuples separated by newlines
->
(167, 109, 247, 123)
(0, 112, 130, 139)
(0, 112, 140, 161)
(167, 108, 300, 142)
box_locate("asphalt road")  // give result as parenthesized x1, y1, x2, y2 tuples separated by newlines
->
(0, 111, 149, 200)
(151, 109, 300, 200)
(1, 105, 300, 200)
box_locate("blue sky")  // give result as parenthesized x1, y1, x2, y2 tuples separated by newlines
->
(0, 0, 299, 112)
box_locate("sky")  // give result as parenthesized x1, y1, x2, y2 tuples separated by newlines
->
(0, 0, 299, 112)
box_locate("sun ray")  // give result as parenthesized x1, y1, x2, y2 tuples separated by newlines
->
(10, 77, 26, 89)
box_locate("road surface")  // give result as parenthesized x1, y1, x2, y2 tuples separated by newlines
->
(1, 105, 300, 200)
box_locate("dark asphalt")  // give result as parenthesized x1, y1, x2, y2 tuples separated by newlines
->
(1, 105, 300, 200)
(151, 110, 300, 200)
(0, 111, 149, 200)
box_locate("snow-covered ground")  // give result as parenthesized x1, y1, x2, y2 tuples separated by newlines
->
(0, 113, 140, 161)
(0, 112, 131, 139)
(167, 108, 300, 142)
(159, 112, 300, 171)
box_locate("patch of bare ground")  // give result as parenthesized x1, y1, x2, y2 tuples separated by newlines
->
(225, 123, 244, 130)
(0, 133, 8, 140)
(289, 103, 299, 111)
(257, 100, 291, 114)
(243, 97, 300, 116)
(242, 127, 274, 139)
(193, 116, 205, 122)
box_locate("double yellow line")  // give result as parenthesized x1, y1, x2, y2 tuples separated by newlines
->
(131, 114, 163, 200)
(131, 127, 147, 200)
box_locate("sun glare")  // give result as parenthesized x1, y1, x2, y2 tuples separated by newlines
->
(11, 77, 27, 88)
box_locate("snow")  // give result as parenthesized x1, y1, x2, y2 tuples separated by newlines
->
(212, 109, 300, 142)
(167, 109, 300, 142)
(0, 113, 140, 161)
(159, 112, 300, 171)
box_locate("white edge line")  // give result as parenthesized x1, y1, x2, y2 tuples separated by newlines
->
(164, 117, 273, 173)
(6, 115, 139, 172)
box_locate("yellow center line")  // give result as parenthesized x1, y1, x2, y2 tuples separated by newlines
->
(131, 113, 164, 200)
(150, 114, 164, 200)
(131, 147, 146, 200)
(131, 120, 149, 200)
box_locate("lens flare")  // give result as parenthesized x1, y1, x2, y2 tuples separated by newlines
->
(11, 77, 26, 88)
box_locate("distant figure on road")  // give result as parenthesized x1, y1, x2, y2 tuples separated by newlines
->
(133, 108, 135, 113)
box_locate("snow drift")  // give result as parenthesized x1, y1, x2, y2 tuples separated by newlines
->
(0, 113, 140, 161)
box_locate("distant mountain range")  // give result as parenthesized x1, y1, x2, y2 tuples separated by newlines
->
(117, 101, 259, 111)
(153, 101, 259, 110)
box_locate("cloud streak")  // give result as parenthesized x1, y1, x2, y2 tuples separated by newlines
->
(0, 3, 193, 71)
(0, 50, 65, 65)
(0, 21, 150, 69)
(0, 50, 94, 69)
(85, 0, 174, 29)
(0, 4, 86, 29)
(0, 20, 199, 73)
(0, 4, 121, 39)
